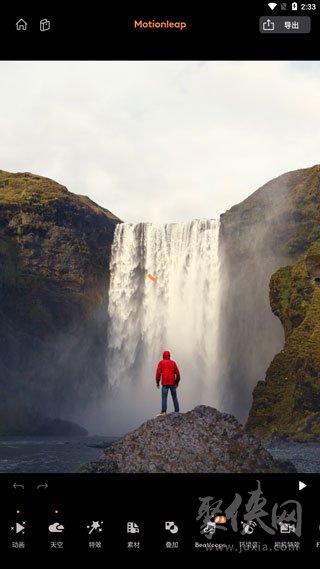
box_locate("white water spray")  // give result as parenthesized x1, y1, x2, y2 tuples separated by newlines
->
(102, 219, 221, 434)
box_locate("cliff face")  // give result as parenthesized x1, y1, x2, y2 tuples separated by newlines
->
(246, 240, 320, 441)
(219, 164, 320, 422)
(0, 170, 121, 433)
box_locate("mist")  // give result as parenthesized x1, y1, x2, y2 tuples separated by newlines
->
(83, 219, 221, 435)
(42, 170, 313, 436)
(218, 172, 301, 422)
(81, 172, 307, 434)
(11, 166, 312, 437)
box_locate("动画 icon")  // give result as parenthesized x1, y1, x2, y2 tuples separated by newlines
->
(10, 521, 26, 534)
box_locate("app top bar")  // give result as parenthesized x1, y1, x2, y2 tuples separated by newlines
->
(0, 4, 319, 60)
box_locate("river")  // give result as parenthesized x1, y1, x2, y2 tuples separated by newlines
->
(0, 437, 319, 473)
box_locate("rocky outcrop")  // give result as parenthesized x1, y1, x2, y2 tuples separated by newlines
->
(0, 170, 121, 434)
(33, 418, 88, 436)
(247, 240, 320, 441)
(219, 164, 320, 422)
(85, 406, 295, 473)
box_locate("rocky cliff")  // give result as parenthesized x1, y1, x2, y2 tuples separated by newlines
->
(0, 170, 121, 434)
(219, 164, 320, 424)
(83, 406, 294, 473)
(246, 239, 320, 441)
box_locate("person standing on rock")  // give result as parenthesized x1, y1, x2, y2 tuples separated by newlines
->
(156, 350, 180, 416)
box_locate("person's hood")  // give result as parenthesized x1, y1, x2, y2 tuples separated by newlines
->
(163, 350, 171, 360)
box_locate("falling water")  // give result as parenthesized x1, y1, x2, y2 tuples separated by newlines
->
(102, 219, 221, 434)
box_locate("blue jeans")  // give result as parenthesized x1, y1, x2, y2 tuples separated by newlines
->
(161, 385, 179, 413)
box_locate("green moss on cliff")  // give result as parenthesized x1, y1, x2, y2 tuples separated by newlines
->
(247, 240, 320, 441)
(270, 256, 314, 338)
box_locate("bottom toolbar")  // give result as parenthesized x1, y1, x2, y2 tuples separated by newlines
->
(1, 473, 320, 557)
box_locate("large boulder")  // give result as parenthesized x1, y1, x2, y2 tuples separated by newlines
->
(85, 406, 295, 473)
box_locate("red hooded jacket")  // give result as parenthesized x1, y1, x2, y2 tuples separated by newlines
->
(156, 351, 180, 387)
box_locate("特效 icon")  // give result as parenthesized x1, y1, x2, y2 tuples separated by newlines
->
(165, 521, 178, 534)
(16, 19, 28, 31)
(127, 522, 139, 534)
(263, 19, 275, 30)
(40, 19, 50, 32)
(87, 521, 103, 535)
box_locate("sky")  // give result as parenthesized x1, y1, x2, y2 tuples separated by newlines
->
(1, 60, 320, 223)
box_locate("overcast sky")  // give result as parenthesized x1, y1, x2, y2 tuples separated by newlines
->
(1, 61, 320, 223)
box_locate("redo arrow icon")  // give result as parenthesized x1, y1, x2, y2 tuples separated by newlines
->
(298, 481, 307, 491)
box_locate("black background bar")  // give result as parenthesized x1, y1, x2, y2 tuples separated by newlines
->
(0, 5, 320, 60)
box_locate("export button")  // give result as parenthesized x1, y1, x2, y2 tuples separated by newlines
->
(259, 16, 311, 33)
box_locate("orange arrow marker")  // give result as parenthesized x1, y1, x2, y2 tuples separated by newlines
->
(147, 273, 157, 283)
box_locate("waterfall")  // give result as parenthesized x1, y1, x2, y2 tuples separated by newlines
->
(103, 219, 221, 434)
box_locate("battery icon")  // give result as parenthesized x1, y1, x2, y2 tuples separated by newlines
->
(292, 2, 298, 9)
